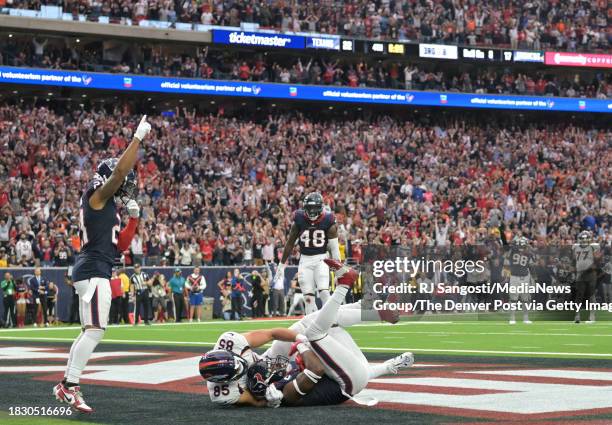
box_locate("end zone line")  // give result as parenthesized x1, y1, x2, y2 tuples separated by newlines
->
(1, 336, 611, 357)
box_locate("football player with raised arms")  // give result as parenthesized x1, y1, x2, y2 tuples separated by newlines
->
(504, 236, 536, 325)
(52, 116, 152, 413)
(275, 192, 340, 314)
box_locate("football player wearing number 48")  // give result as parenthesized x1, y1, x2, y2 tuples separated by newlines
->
(52, 115, 152, 413)
(275, 192, 340, 315)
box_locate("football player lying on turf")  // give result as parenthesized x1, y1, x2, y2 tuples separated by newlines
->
(199, 259, 412, 407)
(244, 258, 413, 407)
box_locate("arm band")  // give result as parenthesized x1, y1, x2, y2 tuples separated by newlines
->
(303, 369, 322, 384)
(327, 238, 340, 261)
(292, 379, 306, 396)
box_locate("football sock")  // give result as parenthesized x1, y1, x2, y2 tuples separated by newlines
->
(65, 328, 104, 384)
(337, 308, 365, 327)
(368, 362, 392, 379)
(318, 289, 330, 305)
(305, 286, 348, 340)
(304, 294, 318, 315)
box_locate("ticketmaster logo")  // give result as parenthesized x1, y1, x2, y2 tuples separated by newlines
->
(228, 32, 293, 47)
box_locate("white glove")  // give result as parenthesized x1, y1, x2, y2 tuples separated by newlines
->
(126, 199, 140, 218)
(295, 333, 308, 344)
(134, 115, 151, 141)
(265, 384, 283, 408)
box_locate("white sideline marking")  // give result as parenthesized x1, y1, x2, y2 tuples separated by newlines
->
(362, 330, 612, 338)
(1, 336, 611, 357)
(0, 318, 299, 332)
(465, 369, 612, 381)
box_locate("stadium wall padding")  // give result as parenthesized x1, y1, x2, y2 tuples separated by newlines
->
(0, 266, 297, 323)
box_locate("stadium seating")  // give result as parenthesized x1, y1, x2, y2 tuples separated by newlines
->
(0, 104, 608, 268)
(2, 0, 609, 51)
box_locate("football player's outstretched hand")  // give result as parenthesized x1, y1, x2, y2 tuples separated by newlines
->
(127, 199, 140, 218)
(134, 115, 151, 141)
(265, 384, 283, 408)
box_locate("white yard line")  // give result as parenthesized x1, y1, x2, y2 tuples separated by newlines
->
(1, 336, 611, 357)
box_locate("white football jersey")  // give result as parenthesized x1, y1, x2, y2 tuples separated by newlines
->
(572, 243, 600, 272)
(206, 332, 260, 405)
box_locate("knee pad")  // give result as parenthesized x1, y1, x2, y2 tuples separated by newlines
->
(84, 327, 105, 344)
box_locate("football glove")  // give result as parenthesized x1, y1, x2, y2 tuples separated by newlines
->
(126, 199, 140, 218)
(265, 384, 283, 408)
(134, 115, 151, 141)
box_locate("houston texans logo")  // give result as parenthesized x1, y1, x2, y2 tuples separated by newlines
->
(547, 100, 555, 108)
(254, 372, 266, 385)
(252, 85, 261, 95)
(406, 94, 414, 102)
(81, 75, 92, 86)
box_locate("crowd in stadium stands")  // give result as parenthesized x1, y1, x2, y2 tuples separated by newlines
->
(1, 38, 610, 98)
(0, 103, 609, 271)
(2, 0, 609, 51)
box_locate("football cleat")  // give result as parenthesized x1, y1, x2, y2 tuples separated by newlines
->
(385, 352, 414, 374)
(53, 382, 94, 413)
(509, 320, 516, 325)
(324, 259, 358, 288)
(585, 320, 596, 324)
(378, 293, 400, 324)
(523, 320, 533, 324)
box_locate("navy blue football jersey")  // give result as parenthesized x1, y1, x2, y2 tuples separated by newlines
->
(294, 210, 335, 256)
(506, 248, 532, 276)
(72, 179, 120, 282)
(276, 369, 348, 407)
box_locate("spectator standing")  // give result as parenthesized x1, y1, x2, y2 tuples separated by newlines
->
(109, 270, 123, 325)
(1, 272, 16, 327)
(28, 267, 50, 327)
(168, 268, 186, 322)
(230, 268, 246, 320)
(146, 236, 162, 266)
(151, 272, 169, 322)
(16, 233, 33, 264)
(118, 269, 131, 324)
(250, 269, 265, 318)
(130, 263, 151, 325)
(186, 266, 206, 322)
(287, 277, 304, 316)
(131, 232, 145, 266)
(45, 282, 57, 325)
(65, 275, 79, 325)
(270, 267, 286, 317)
(15, 278, 28, 328)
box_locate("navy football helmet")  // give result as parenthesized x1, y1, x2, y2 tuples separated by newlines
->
(246, 358, 287, 399)
(303, 192, 324, 221)
(199, 350, 248, 383)
(96, 158, 138, 202)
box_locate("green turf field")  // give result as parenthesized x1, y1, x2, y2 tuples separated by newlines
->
(1, 318, 611, 359)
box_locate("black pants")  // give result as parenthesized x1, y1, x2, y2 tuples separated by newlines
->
(38, 296, 48, 324)
(231, 296, 243, 319)
(3, 296, 16, 327)
(135, 290, 150, 324)
(173, 293, 185, 322)
(251, 291, 264, 317)
(47, 299, 55, 320)
(69, 293, 79, 324)
(109, 297, 121, 324)
(120, 293, 130, 324)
